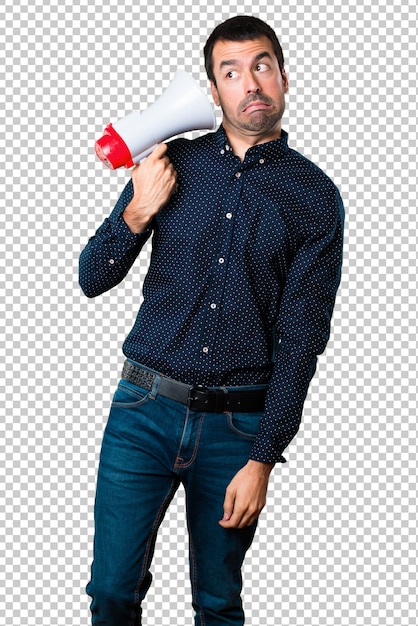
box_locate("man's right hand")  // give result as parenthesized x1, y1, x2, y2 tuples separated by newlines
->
(123, 143, 178, 234)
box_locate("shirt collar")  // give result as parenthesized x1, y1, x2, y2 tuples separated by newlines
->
(214, 124, 289, 162)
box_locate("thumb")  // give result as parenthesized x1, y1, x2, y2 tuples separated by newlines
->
(151, 142, 168, 159)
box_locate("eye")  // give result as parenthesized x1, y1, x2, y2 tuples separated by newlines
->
(226, 70, 239, 79)
(255, 63, 270, 72)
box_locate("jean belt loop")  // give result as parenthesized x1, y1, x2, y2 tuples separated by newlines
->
(150, 373, 161, 400)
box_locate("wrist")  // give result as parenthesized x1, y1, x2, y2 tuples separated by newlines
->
(122, 206, 152, 234)
(246, 459, 275, 476)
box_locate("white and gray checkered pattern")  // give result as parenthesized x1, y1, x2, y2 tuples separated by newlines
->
(1, 0, 416, 624)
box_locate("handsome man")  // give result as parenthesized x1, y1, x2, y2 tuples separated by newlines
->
(80, 15, 344, 626)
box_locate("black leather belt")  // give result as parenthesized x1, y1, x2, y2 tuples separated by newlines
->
(121, 361, 267, 413)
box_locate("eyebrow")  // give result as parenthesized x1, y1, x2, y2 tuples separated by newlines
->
(219, 51, 273, 70)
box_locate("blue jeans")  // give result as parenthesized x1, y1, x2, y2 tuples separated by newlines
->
(86, 364, 264, 625)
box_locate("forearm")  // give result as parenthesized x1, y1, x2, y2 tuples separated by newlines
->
(249, 341, 318, 464)
(79, 215, 150, 297)
(252, 188, 344, 462)
(79, 144, 177, 297)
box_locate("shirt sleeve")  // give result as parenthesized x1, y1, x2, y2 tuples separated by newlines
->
(79, 179, 152, 298)
(249, 186, 345, 464)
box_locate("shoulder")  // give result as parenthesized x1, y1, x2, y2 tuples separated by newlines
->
(286, 147, 340, 194)
(263, 144, 344, 240)
(282, 147, 344, 221)
(164, 132, 223, 183)
(166, 131, 218, 164)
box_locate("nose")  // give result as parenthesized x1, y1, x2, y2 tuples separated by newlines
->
(244, 71, 262, 94)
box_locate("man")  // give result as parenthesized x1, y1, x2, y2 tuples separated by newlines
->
(80, 15, 344, 626)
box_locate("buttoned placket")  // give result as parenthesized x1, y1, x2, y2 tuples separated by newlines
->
(199, 149, 244, 361)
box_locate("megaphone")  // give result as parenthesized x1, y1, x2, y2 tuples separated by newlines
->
(95, 70, 217, 169)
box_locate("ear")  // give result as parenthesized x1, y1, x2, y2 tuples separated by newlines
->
(281, 68, 289, 94)
(210, 81, 221, 106)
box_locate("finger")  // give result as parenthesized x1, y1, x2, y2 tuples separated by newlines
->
(220, 497, 261, 528)
(130, 164, 141, 184)
(220, 509, 256, 529)
(151, 143, 168, 159)
(219, 501, 247, 528)
(219, 513, 246, 529)
(219, 489, 235, 524)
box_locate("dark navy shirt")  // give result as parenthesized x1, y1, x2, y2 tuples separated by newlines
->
(79, 126, 344, 464)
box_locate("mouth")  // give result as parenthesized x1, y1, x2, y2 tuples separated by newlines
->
(242, 101, 272, 113)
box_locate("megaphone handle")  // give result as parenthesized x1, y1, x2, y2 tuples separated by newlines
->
(129, 143, 159, 167)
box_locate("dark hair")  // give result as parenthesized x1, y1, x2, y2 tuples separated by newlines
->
(204, 16, 285, 85)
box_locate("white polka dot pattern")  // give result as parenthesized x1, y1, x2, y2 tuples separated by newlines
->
(79, 126, 344, 463)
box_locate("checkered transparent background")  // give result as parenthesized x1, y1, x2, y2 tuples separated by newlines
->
(1, 0, 416, 624)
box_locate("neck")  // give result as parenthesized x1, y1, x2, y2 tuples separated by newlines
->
(223, 122, 282, 162)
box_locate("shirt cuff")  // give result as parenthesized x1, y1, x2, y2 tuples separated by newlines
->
(249, 436, 287, 464)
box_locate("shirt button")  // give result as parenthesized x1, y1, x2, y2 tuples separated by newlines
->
(235, 171, 241, 178)
(226, 212, 232, 219)
(218, 258, 225, 264)
(220, 149, 225, 155)
(210, 303, 217, 309)
(259, 158, 265, 164)
(202, 347, 209, 354)
(109, 259, 115, 264)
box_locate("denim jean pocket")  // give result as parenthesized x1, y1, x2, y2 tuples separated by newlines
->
(111, 380, 151, 408)
(226, 411, 263, 440)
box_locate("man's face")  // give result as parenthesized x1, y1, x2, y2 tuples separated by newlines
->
(209, 36, 289, 144)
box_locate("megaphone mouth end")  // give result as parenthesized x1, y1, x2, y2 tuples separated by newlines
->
(95, 141, 114, 169)
(95, 124, 132, 170)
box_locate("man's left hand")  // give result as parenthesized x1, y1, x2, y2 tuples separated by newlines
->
(219, 460, 274, 529)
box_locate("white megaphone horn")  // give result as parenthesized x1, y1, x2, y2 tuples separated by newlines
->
(95, 70, 217, 169)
